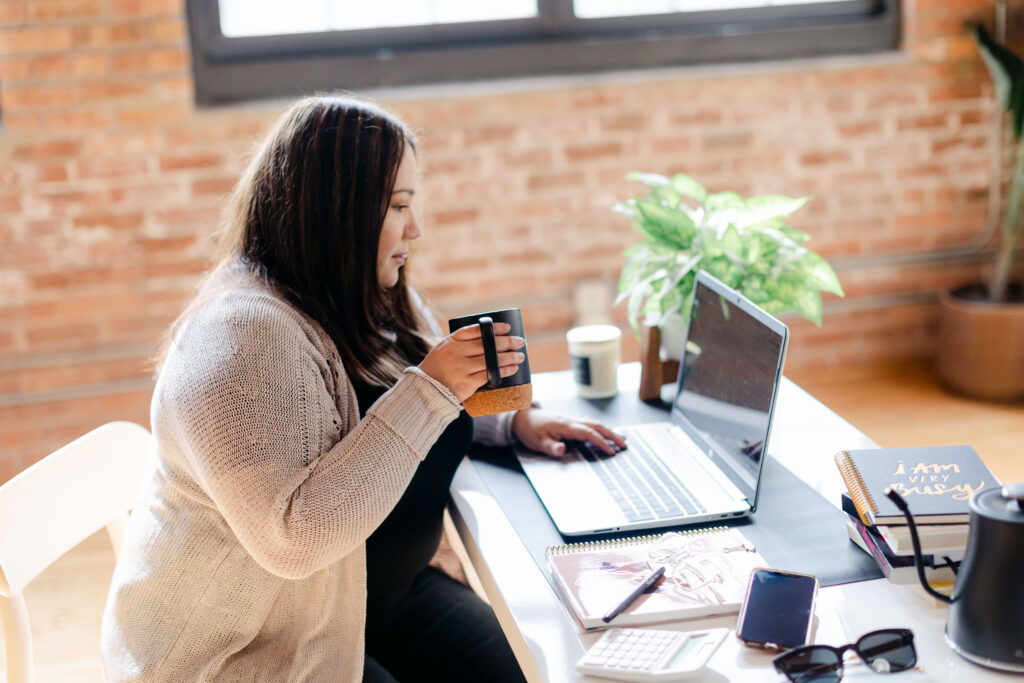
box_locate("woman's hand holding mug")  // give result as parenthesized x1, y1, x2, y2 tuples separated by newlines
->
(419, 321, 526, 402)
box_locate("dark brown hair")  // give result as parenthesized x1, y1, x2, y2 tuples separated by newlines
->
(160, 95, 433, 386)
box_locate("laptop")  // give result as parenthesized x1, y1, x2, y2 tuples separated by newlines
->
(517, 270, 789, 536)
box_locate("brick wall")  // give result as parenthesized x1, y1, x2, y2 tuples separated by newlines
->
(1, 0, 1020, 481)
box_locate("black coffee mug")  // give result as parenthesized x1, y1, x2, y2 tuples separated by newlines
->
(447, 308, 532, 417)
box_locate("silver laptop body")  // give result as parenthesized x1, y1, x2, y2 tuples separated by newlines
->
(517, 270, 789, 536)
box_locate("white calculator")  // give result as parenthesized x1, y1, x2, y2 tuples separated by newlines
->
(574, 627, 728, 681)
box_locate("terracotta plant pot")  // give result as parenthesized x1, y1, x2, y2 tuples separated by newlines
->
(935, 283, 1024, 402)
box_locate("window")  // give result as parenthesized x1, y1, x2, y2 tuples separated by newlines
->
(186, 0, 899, 105)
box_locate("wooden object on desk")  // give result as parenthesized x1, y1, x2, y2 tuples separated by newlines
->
(639, 324, 680, 401)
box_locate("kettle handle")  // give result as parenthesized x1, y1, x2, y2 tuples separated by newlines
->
(884, 487, 953, 604)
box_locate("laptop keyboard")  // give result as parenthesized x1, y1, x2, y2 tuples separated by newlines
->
(568, 435, 707, 523)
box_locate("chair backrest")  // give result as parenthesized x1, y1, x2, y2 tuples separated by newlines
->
(0, 421, 152, 683)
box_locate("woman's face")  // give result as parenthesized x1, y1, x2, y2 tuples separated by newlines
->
(377, 147, 421, 288)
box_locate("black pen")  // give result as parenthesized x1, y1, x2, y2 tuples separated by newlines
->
(601, 565, 666, 624)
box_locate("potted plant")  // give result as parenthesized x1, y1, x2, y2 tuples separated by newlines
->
(935, 23, 1024, 401)
(614, 172, 844, 397)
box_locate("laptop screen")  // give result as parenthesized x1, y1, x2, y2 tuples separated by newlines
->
(670, 272, 788, 507)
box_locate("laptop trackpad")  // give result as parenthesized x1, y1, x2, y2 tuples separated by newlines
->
(517, 450, 627, 535)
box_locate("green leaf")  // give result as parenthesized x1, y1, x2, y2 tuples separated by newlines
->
(612, 199, 638, 220)
(633, 199, 697, 249)
(976, 25, 1021, 111)
(790, 287, 824, 326)
(976, 24, 1024, 139)
(797, 252, 845, 296)
(741, 194, 809, 227)
(767, 221, 811, 244)
(626, 171, 671, 188)
(670, 174, 707, 202)
(704, 191, 745, 212)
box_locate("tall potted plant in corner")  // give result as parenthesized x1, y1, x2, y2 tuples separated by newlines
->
(935, 23, 1024, 401)
(614, 172, 844, 398)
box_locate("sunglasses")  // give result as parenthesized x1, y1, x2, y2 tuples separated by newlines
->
(773, 629, 916, 682)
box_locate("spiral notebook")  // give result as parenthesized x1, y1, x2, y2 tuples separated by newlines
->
(835, 445, 998, 526)
(546, 526, 766, 631)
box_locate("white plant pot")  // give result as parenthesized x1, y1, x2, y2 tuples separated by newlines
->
(657, 313, 688, 362)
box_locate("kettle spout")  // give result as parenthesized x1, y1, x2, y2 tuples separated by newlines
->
(884, 487, 953, 604)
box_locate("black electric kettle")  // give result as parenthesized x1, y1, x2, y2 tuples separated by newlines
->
(887, 483, 1024, 673)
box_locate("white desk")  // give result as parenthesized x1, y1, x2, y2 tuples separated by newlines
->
(448, 364, 1019, 682)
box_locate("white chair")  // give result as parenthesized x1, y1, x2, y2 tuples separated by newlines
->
(0, 421, 151, 683)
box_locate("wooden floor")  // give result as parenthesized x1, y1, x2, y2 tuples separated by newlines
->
(2, 363, 1022, 682)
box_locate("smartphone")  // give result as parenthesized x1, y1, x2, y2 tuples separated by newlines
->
(736, 568, 818, 651)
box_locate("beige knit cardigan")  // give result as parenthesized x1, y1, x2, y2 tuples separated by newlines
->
(100, 273, 514, 682)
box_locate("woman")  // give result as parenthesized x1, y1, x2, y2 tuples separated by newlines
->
(101, 95, 624, 682)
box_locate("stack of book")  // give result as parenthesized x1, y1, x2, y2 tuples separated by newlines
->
(834, 445, 1000, 586)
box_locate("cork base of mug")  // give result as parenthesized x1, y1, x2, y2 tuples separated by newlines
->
(463, 384, 533, 417)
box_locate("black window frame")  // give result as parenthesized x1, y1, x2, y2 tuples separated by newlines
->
(186, 0, 900, 105)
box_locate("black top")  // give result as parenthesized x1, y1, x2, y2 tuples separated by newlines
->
(356, 380, 474, 611)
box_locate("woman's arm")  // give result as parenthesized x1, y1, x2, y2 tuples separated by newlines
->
(159, 293, 461, 580)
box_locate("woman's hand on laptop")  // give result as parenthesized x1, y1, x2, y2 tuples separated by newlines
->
(511, 408, 626, 458)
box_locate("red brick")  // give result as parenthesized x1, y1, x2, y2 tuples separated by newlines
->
(33, 187, 110, 211)
(959, 110, 987, 126)
(500, 149, 552, 167)
(159, 153, 224, 172)
(669, 110, 722, 126)
(73, 212, 145, 231)
(3, 108, 112, 133)
(110, 181, 187, 204)
(148, 18, 187, 43)
(1, 26, 75, 55)
(77, 157, 149, 179)
(928, 82, 983, 102)
(116, 101, 190, 126)
(600, 113, 649, 131)
(571, 91, 625, 108)
(0, 57, 33, 81)
(72, 52, 110, 78)
(27, 0, 105, 20)
(145, 259, 208, 278)
(2, 83, 78, 108)
(429, 209, 479, 225)
(112, 0, 183, 16)
(931, 137, 985, 154)
(112, 48, 188, 74)
(154, 206, 221, 229)
(29, 54, 72, 78)
(25, 219, 64, 238)
(799, 151, 852, 166)
(72, 22, 146, 48)
(78, 81, 151, 102)
(704, 133, 754, 150)
(137, 235, 196, 255)
(527, 172, 585, 192)
(0, 2, 26, 23)
(191, 177, 238, 196)
(897, 113, 950, 130)
(26, 322, 101, 347)
(13, 139, 81, 160)
(837, 121, 882, 136)
(565, 142, 621, 161)
(464, 125, 517, 145)
(0, 194, 22, 214)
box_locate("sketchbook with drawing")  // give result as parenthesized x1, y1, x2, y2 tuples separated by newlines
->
(546, 526, 766, 631)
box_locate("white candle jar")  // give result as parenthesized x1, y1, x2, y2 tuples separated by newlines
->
(566, 324, 622, 399)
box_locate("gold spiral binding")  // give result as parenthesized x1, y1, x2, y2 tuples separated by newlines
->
(544, 526, 731, 556)
(834, 450, 877, 526)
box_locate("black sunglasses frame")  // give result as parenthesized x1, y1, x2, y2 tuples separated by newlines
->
(773, 628, 916, 682)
